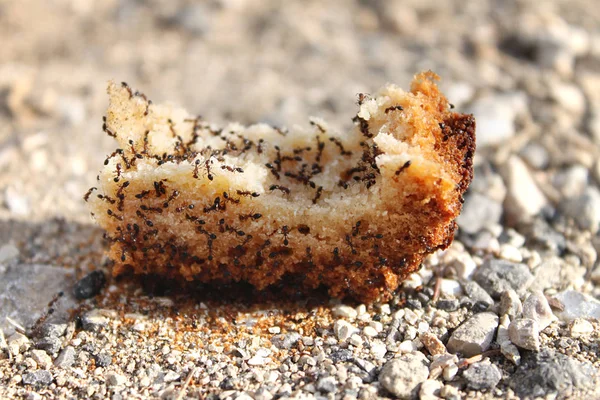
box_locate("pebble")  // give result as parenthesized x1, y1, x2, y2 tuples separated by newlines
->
(4, 186, 30, 215)
(500, 341, 521, 366)
(8, 332, 30, 355)
(569, 318, 594, 337)
(560, 187, 600, 233)
(54, 346, 76, 368)
(462, 360, 502, 391)
(81, 310, 110, 332)
(378, 352, 429, 399)
(419, 379, 443, 400)
(271, 332, 301, 349)
(462, 281, 494, 308)
(468, 93, 525, 147)
(363, 326, 378, 337)
(500, 155, 548, 222)
(552, 289, 600, 321)
(509, 349, 597, 398)
(333, 320, 359, 342)
(519, 142, 549, 170)
(447, 312, 499, 357)
(552, 165, 589, 198)
(398, 340, 418, 353)
(499, 289, 523, 319)
(30, 349, 52, 370)
(443, 364, 458, 381)
(509, 318, 540, 351)
(332, 304, 358, 319)
(439, 279, 463, 297)
(473, 259, 534, 298)
(436, 298, 460, 312)
(457, 193, 503, 234)
(106, 372, 127, 387)
(370, 341, 387, 359)
(522, 291, 557, 330)
(316, 376, 337, 393)
(35, 323, 67, 354)
(73, 270, 106, 300)
(550, 81, 586, 116)
(0, 243, 19, 264)
(22, 370, 53, 387)
(420, 332, 447, 357)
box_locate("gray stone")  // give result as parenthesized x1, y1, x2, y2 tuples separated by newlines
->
(524, 219, 566, 254)
(0, 243, 19, 264)
(0, 264, 76, 336)
(473, 259, 533, 299)
(22, 370, 53, 387)
(468, 93, 525, 147)
(333, 319, 358, 341)
(509, 349, 597, 398)
(447, 312, 499, 357)
(519, 143, 549, 170)
(35, 323, 67, 354)
(552, 165, 588, 198)
(560, 187, 600, 233)
(552, 290, 600, 322)
(509, 318, 540, 351)
(379, 352, 429, 399)
(316, 376, 337, 393)
(81, 309, 110, 332)
(463, 360, 502, 391)
(500, 156, 548, 222)
(72, 270, 106, 300)
(106, 372, 127, 387)
(30, 349, 52, 369)
(271, 332, 301, 349)
(457, 193, 503, 234)
(499, 289, 522, 319)
(7, 332, 30, 355)
(462, 281, 494, 307)
(54, 346, 76, 368)
(522, 291, 557, 330)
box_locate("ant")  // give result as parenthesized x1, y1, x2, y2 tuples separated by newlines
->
(357, 93, 370, 106)
(385, 105, 403, 114)
(236, 190, 260, 198)
(221, 165, 244, 173)
(329, 137, 351, 156)
(269, 185, 290, 195)
(395, 160, 411, 175)
(312, 186, 323, 204)
(102, 116, 116, 138)
(239, 213, 262, 221)
(83, 187, 97, 202)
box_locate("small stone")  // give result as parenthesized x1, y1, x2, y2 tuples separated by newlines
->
(333, 320, 358, 342)
(329, 349, 353, 363)
(54, 346, 76, 368)
(509, 349, 597, 398)
(35, 323, 67, 354)
(509, 318, 540, 351)
(463, 281, 494, 308)
(370, 341, 387, 359)
(0, 243, 19, 264)
(473, 259, 534, 298)
(4, 186, 30, 215)
(457, 193, 503, 234)
(447, 312, 499, 357)
(500, 155, 548, 222)
(398, 340, 418, 353)
(8, 332, 30, 355)
(439, 279, 463, 297)
(332, 304, 358, 319)
(73, 270, 106, 300)
(560, 187, 600, 233)
(519, 143, 549, 170)
(419, 379, 443, 400)
(403, 309, 419, 325)
(30, 349, 52, 370)
(106, 372, 127, 387)
(552, 165, 589, 198)
(522, 291, 557, 330)
(316, 376, 337, 393)
(430, 353, 458, 370)
(436, 298, 459, 312)
(22, 370, 52, 387)
(550, 81, 586, 116)
(379, 352, 429, 399)
(348, 334, 363, 347)
(500, 289, 523, 319)
(468, 93, 524, 147)
(463, 360, 502, 391)
(363, 326, 378, 337)
(501, 341, 521, 365)
(163, 370, 180, 382)
(569, 318, 594, 337)
(443, 364, 459, 381)
(95, 352, 112, 367)
(552, 289, 600, 322)
(420, 332, 447, 356)
(271, 332, 301, 349)
(81, 309, 109, 332)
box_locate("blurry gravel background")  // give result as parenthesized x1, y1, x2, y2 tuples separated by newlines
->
(1, 0, 600, 399)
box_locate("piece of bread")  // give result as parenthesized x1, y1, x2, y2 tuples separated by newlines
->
(85, 71, 475, 302)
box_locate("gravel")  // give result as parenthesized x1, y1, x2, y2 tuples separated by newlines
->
(463, 360, 502, 391)
(509, 318, 541, 351)
(473, 259, 534, 298)
(447, 312, 499, 357)
(22, 370, 53, 387)
(552, 289, 600, 321)
(560, 187, 600, 233)
(521, 291, 557, 330)
(379, 352, 429, 399)
(72, 270, 106, 300)
(509, 349, 598, 398)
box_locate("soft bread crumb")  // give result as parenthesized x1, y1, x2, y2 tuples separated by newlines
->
(85, 71, 475, 302)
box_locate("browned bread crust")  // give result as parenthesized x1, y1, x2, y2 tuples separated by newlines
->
(85, 71, 475, 302)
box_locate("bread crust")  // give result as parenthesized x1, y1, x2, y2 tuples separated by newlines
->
(85, 72, 475, 302)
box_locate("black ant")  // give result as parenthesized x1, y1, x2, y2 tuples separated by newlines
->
(395, 160, 411, 175)
(221, 165, 244, 173)
(236, 190, 260, 198)
(83, 187, 97, 202)
(312, 186, 323, 204)
(385, 105, 403, 114)
(269, 185, 290, 195)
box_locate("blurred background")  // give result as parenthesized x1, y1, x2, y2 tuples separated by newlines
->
(0, 0, 599, 230)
